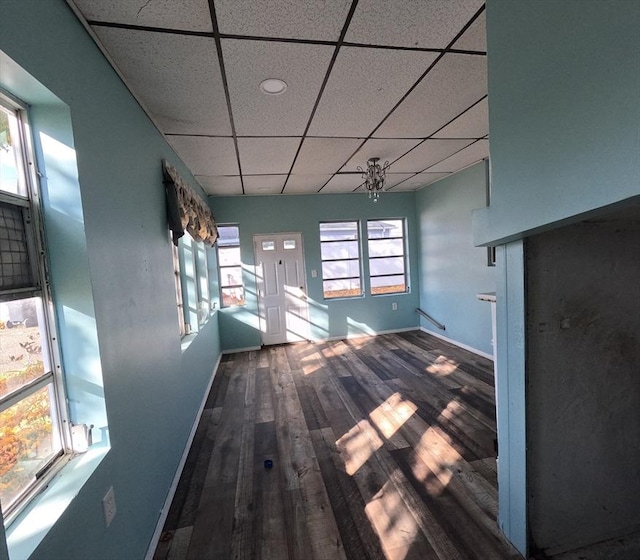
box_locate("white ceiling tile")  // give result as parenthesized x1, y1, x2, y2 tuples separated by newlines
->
(345, 0, 484, 49)
(222, 40, 333, 136)
(215, 0, 351, 41)
(376, 173, 416, 190)
(393, 172, 450, 191)
(243, 175, 287, 194)
(93, 28, 230, 135)
(73, 0, 213, 32)
(291, 138, 363, 175)
(196, 175, 243, 196)
(374, 53, 487, 138)
(391, 139, 474, 173)
(342, 139, 422, 172)
(167, 136, 238, 176)
(308, 46, 438, 137)
(426, 139, 489, 172)
(432, 98, 488, 139)
(284, 175, 332, 194)
(453, 11, 486, 52)
(237, 138, 300, 174)
(321, 174, 364, 193)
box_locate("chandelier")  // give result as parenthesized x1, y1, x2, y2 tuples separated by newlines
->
(358, 157, 390, 202)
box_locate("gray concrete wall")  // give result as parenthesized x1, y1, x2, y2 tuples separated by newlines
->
(526, 206, 640, 554)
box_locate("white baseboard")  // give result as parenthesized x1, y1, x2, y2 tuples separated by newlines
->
(144, 353, 222, 560)
(313, 326, 419, 343)
(420, 327, 494, 361)
(222, 345, 261, 354)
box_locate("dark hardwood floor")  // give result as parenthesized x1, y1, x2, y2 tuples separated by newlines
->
(153, 331, 522, 560)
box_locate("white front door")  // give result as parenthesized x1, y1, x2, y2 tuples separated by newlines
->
(254, 233, 309, 345)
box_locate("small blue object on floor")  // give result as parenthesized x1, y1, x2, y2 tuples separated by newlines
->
(264, 459, 273, 469)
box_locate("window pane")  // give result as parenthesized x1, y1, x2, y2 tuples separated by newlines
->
(321, 260, 360, 280)
(367, 219, 403, 239)
(220, 266, 243, 288)
(369, 256, 405, 276)
(0, 384, 59, 509)
(0, 107, 26, 196)
(323, 279, 362, 299)
(283, 239, 296, 250)
(0, 298, 46, 400)
(368, 238, 404, 258)
(217, 225, 244, 308)
(217, 225, 239, 246)
(0, 202, 34, 292)
(320, 240, 360, 260)
(221, 287, 245, 307)
(319, 222, 358, 241)
(371, 275, 406, 295)
(218, 246, 241, 267)
(261, 241, 275, 251)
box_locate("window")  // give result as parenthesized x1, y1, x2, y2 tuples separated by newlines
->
(217, 225, 245, 307)
(171, 242, 185, 336)
(487, 246, 496, 267)
(177, 233, 212, 334)
(0, 97, 68, 518)
(320, 221, 362, 299)
(367, 219, 408, 295)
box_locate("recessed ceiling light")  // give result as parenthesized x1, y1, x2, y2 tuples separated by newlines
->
(259, 78, 287, 95)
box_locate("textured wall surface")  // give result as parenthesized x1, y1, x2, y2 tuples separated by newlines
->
(527, 211, 640, 554)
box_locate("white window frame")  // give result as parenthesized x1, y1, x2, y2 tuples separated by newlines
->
(216, 224, 245, 308)
(177, 232, 212, 334)
(367, 218, 408, 296)
(0, 93, 71, 523)
(319, 220, 363, 299)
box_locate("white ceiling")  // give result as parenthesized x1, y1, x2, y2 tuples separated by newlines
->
(70, 0, 489, 196)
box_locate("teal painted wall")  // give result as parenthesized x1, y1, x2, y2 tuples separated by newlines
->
(0, 2, 221, 559)
(210, 193, 421, 351)
(475, 0, 640, 246)
(416, 162, 495, 356)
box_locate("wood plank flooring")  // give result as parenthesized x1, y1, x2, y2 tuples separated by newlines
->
(153, 331, 523, 560)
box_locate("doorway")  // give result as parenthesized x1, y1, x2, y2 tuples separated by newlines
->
(254, 233, 309, 345)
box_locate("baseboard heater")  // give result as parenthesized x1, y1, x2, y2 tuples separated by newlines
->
(416, 308, 445, 331)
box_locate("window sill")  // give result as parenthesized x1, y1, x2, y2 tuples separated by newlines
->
(180, 332, 198, 352)
(6, 444, 110, 560)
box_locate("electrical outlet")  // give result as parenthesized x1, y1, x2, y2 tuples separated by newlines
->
(391, 302, 398, 311)
(103, 486, 116, 527)
(311, 269, 317, 278)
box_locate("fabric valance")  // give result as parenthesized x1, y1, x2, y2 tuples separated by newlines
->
(163, 160, 218, 247)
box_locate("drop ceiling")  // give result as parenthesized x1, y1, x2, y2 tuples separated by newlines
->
(69, 0, 489, 197)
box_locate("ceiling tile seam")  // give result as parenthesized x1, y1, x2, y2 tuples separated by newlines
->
(448, 48, 487, 56)
(166, 132, 486, 141)
(86, 20, 213, 37)
(207, 0, 245, 194)
(385, 138, 485, 192)
(166, 134, 233, 139)
(280, 0, 361, 195)
(385, 94, 488, 169)
(85, 21, 486, 56)
(317, 7, 487, 194)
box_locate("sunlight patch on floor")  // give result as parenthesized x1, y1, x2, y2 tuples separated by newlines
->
(336, 419, 384, 476)
(365, 479, 420, 560)
(368, 392, 417, 440)
(426, 355, 458, 376)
